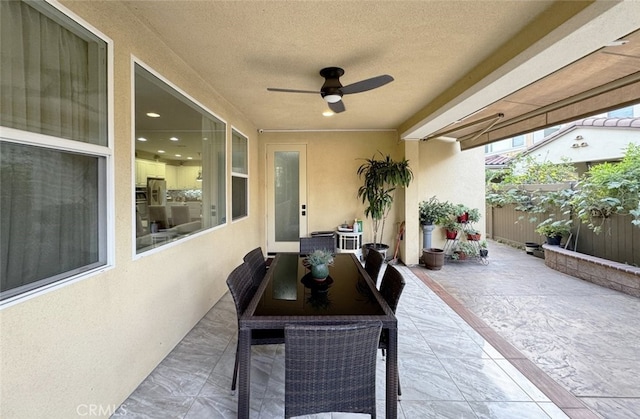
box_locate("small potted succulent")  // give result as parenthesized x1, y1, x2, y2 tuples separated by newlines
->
(304, 249, 334, 281)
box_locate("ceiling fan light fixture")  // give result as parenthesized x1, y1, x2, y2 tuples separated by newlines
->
(323, 94, 342, 103)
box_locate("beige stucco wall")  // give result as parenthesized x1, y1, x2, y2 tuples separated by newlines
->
(0, 2, 261, 418)
(405, 139, 487, 264)
(259, 130, 405, 249)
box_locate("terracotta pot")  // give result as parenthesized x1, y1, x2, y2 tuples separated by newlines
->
(467, 233, 481, 241)
(457, 212, 469, 223)
(422, 248, 444, 270)
(445, 230, 458, 240)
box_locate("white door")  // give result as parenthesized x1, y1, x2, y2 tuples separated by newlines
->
(267, 144, 307, 253)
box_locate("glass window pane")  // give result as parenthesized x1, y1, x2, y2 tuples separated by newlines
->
(0, 0, 108, 145)
(512, 135, 524, 147)
(274, 151, 299, 242)
(1, 142, 104, 300)
(134, 64, 226, 254)
(232, 177, 248, 220)
(232, 130, 248, 174)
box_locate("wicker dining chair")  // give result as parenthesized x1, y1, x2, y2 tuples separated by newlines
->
(299, 235, 336, 255)
(226, 262, 284, 391)
(243, 247, 268, 290)
(364, 248, 384, 285)
(378, 264, 406, 396)
(284, 322, 382, 419)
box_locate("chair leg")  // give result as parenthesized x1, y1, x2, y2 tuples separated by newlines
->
(398, 374, 402, 397)
(231, 341, 240, 391)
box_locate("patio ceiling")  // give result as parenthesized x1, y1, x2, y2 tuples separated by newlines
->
(121, 0, 640, 152)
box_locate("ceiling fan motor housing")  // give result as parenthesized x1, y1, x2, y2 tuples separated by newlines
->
(320, 67, 344, 102)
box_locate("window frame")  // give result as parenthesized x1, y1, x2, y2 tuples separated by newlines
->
(0, 0, 114, 307)
(131, 58, 228, 259)
(231, 127, 249, 222)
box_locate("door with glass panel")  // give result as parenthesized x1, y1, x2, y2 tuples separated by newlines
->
(267, 144, 307, 253)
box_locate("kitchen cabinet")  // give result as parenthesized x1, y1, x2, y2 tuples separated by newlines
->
(165, 165, 177, 189)
(176, 166, 201, 189)
(135, 159, 166, 186)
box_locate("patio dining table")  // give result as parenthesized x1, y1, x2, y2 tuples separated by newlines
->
(237, 252, 398, 418)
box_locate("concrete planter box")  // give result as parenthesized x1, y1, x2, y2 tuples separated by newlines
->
(543, 244, 640, 298)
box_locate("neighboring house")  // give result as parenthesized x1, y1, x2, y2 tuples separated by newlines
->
(485, 104, 640, 174)
(517, 116, 640, 175)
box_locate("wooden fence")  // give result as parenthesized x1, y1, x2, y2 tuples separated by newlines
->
(486, 204, 640, 266)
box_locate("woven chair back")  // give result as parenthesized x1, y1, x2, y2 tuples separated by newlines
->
(284, 322, 382, 418)
(243, 247, 267, 289)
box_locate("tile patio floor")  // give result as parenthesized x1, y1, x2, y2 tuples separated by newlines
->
(114, 241, 639, 418)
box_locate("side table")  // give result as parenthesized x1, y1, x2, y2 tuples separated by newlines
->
(335, 230, 363, 260)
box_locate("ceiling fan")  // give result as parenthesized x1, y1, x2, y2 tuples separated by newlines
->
(267, 67, 393, 113)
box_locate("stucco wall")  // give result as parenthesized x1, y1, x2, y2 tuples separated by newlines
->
(412, 139, 487, 259)
(259, 130, 405, 249)
(0, 2, 261, 417)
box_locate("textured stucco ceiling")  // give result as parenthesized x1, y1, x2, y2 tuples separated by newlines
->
(117, 0, 640, 145)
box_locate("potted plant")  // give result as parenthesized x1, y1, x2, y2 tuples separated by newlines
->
(454, 204, 481, 224)
(419, 196, 452, 226)
(455, 241, 479, 260)
(453, 204, 470, 223)
(466, 228, 481, 241)
(479, 240, 488, 258)
(419, 196, 452, 252)
(535, 219, 572, 245)
(441, 219, 460, 240)
(357, 152, 413, 258)
(304, 249, 334, 281)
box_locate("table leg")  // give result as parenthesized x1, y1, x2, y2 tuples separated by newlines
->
(238, 327, 251, 419)
(386, 326, 398, 419)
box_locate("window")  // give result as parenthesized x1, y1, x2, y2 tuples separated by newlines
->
(134, 64, 226, 254)
(511, 135, 524, 148)
(232, 129, 248, 220)
(0, 0, 109, 302)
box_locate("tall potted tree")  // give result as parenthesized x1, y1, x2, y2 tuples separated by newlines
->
(357, 152, 413, 259)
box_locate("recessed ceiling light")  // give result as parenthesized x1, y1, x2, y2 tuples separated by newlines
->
(157, 150, 165, 153)
(175, 154, 181, 157)
(146, 112, 160, 118)
(322, 110, 335, 117)
(169, 137, 179, 141)
(187, 156, 193, 160)
(137, 137, 147, 142)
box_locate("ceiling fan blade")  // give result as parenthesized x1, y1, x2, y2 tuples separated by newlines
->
(329, 100, 345, 113)
(267, 87, 319, 94)
(340, 75, 394, 95)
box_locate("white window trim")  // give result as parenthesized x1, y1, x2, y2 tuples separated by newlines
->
(0, 0, 114, 309)
(231, 126, 250, 222)
(131, 58, 228, 260)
